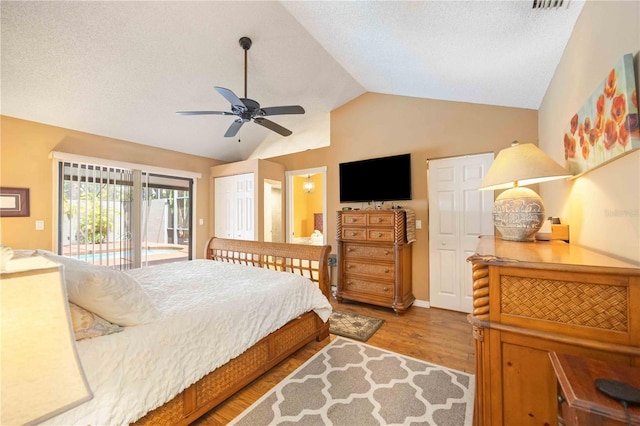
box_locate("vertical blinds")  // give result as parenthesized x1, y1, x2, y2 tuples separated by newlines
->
(59, 161, 135, 269)
(59, 161, 194, 269)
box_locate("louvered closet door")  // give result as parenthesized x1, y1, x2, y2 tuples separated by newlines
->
(428, 153, 494, 312)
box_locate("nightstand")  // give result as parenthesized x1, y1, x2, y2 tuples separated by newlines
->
(549, 352, 640, 425)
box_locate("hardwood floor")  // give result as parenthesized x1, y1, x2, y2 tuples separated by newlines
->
(193, 297, 475, 425)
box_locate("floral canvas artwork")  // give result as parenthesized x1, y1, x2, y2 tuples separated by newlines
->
(563, 53, 639, 176)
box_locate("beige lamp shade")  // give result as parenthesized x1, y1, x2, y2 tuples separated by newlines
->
(479, 142, 572, 242)
(479, 142, 572, 191)
(1, 256, 93, 425)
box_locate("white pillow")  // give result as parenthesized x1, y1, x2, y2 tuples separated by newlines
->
(38, 251, 159, 326)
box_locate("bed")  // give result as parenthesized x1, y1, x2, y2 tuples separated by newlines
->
(44, 237, 332, 426)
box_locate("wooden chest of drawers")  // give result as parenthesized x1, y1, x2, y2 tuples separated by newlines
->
(468, 237, 640, 426)
(335, 210, 415, 314)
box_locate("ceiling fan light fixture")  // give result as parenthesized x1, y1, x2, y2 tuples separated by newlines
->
(176, 36, 305, 138)
(303, 175, 315, 194)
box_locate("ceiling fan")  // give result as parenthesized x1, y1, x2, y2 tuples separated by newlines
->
(177, 37, 305, 138)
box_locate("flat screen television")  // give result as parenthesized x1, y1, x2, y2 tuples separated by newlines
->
(339, 153, 412, 203)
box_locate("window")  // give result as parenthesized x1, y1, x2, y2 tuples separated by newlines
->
(54, 154, 199, 269)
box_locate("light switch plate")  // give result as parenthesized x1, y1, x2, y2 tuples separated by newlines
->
(416, 220, 422, 229)
(35, 220, 45, 230)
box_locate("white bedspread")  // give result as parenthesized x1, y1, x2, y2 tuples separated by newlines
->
(47, 260, 332, 426)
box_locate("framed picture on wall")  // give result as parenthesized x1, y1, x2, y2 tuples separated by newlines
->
(0, 187, 30, 217)
(563, 53, 639, 177)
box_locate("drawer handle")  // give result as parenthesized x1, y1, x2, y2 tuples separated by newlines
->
(557, 394, 565, 404)
(347, 264, 354, 269)
(350, 218, 357, 222)
(377, 232, 383, 237)
(347, 247, 354, 252)
(384, 268, 389, 273)
(377, 217, 383, 223)
(350, 232, 357, 237)
(383, 287, 389, 292)
(384, 250, 390, 255)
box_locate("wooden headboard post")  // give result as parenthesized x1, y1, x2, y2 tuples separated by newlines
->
(204, 237, 332, 298)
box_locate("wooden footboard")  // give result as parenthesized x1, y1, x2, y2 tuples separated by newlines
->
(205, 237, 331, 298)
(133, 238, 331, 426)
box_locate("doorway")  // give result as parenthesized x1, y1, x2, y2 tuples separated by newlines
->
(427, 153, 494, 313)
(263, 179, 282, 242)
(286, 167, 327, 245)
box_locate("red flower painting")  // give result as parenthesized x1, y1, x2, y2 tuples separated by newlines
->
(562, 54, 639, 175)
(611, 94, 626, 124)
(564, 133, 576, 159)
(604, 69, 617, 98)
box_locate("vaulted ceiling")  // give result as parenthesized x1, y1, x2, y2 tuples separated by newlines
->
(1, 1, 584, 162)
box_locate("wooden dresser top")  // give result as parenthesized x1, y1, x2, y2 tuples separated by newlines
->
(469, 236, 640, 275)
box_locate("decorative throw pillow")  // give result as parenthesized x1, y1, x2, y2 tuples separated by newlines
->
(38, 251, 159, 326)
(69, 302, 124, 340)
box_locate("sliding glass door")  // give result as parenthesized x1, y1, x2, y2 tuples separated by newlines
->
(58, 162, 192, 269)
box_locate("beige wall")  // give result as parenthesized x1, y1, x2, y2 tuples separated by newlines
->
(0, 116, 223, 256)
(539, 1, 640, 263)
(272, 92, 538, 301)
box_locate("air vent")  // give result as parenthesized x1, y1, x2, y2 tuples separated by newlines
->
(532, 0, 565, 9)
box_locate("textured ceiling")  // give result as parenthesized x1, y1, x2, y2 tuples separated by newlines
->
(1, 1, 584, 162)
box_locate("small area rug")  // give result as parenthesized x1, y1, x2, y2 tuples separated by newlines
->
(329, 310, 384, 342)
(229, 337, 475, 426)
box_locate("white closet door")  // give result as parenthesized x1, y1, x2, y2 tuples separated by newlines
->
(214, 173, 255, 240)
(428, 153, 494, 312)
(235, 173, 254, 240)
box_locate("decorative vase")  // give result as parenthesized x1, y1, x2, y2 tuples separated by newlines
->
(493, 187, 546, 242)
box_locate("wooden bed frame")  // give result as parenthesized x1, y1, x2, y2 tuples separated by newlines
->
(133, 238, 331, 425)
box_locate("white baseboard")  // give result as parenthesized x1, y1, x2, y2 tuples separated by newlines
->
(413, 299, 430, 309)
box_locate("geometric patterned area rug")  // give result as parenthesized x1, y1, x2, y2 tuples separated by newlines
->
(229, 337, 475, 426)
(329, 310, 385, 342)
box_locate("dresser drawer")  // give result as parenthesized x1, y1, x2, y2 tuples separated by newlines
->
(344, 243, 394, 261)
(343, 277, 394, 297)
(344, 260, 395, 279)
(341, 228, 367, 241)
(342, 213, 366, 226)
(367, 213, 394, 226)
(335, 209, 414, 314)
(367, 228, 394, 242)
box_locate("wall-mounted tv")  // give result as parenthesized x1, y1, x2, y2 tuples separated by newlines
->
(339, 153, 412, 203)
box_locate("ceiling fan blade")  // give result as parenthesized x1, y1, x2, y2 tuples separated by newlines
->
(260, 106, 305, 116)
(215, 86, 246, 109)
(176, 111, 234, 116)
(253, 117, 293, 137)
(224, 120, 244, 138)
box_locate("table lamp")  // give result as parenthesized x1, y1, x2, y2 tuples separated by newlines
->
(479, 141, 572, 242)
(1, 253, 93, 425)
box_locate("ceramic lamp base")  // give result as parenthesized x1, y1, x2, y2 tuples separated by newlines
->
(493, 187, 545, 242)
